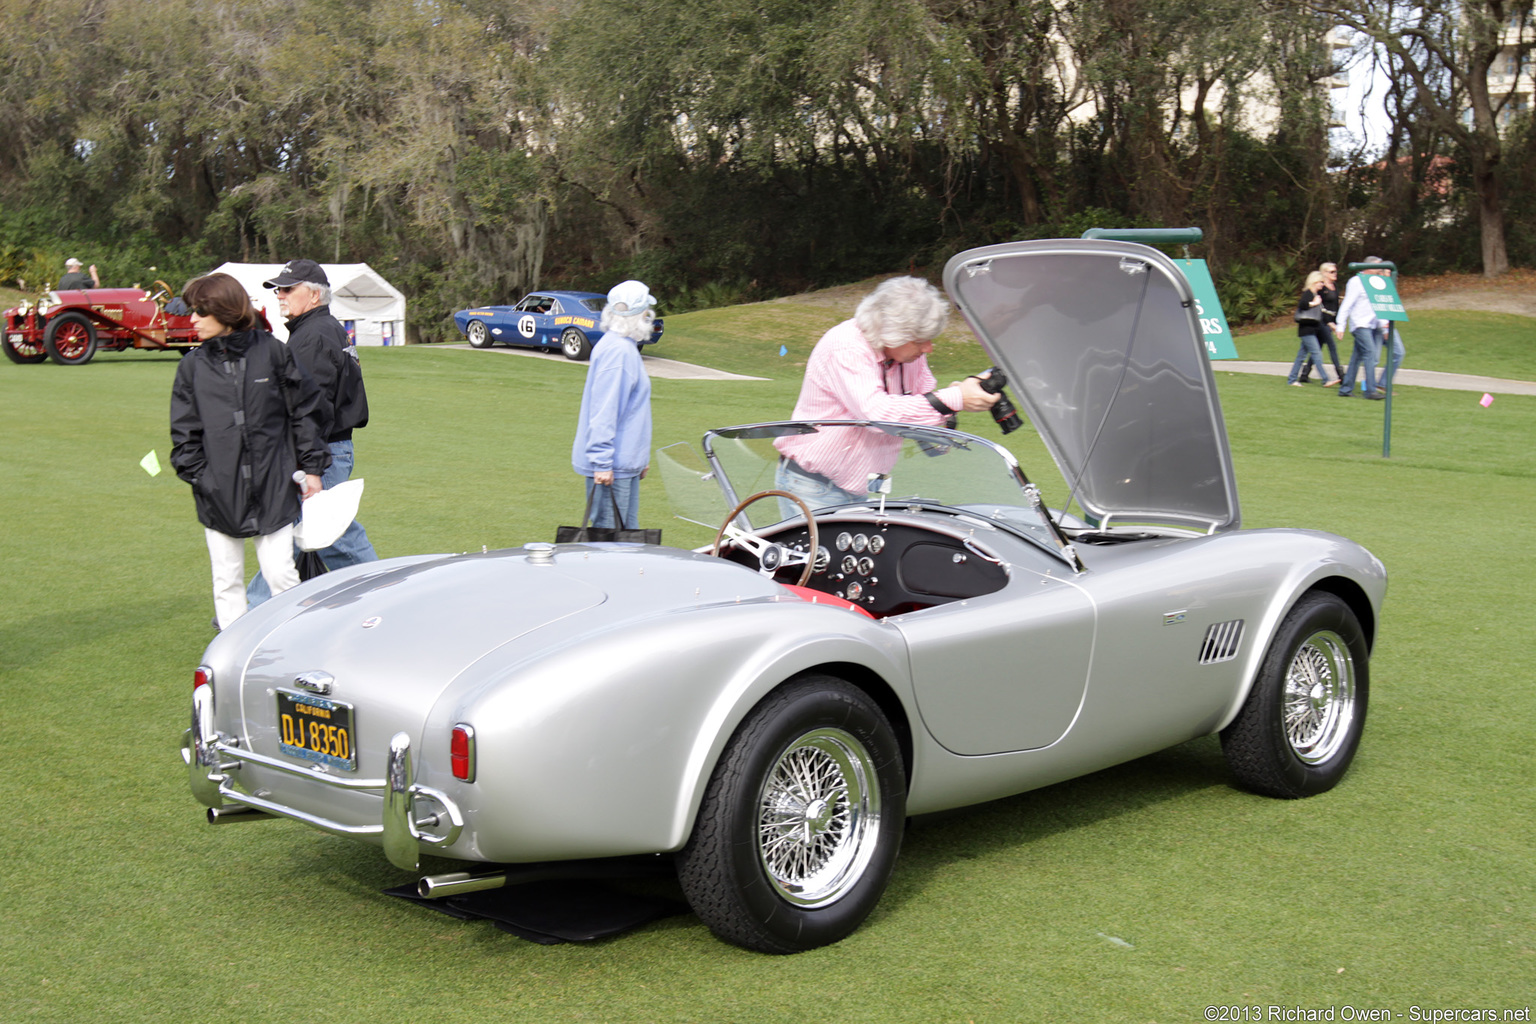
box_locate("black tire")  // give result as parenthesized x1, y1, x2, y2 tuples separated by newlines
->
(676, 674, 906, 953)
(1221, 591, 1369, 798)
(560, 327, 592, 361)
(43, 312, 98, 365)
(465, 320, 493, 348)
(2, 335, 48, 364)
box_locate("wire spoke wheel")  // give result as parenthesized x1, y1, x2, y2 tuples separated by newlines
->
(757, 728, 880, 908)
(1282, 629, 1356, 764)
(1221, 592, 1369, 798)
(676, 675, 905, 952)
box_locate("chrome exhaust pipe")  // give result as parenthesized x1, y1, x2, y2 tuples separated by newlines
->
(207, 805, 277, 824)
(417, 871, 509, 899)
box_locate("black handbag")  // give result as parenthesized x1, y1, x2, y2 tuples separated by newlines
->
(296, 548, 330, 581)
(556, 489, 662, 545)
(1294, 304, 1326, 324)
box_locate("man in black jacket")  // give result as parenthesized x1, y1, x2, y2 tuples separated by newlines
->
(247, 259, 379, 606)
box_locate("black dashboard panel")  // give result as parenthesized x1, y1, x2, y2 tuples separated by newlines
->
(723, 521, 1009, 617)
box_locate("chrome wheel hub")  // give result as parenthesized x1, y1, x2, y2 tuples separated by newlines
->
(757, 728, 881, 907)
(1284, 629, 1357, 764)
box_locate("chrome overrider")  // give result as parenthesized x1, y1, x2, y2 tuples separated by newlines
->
(183, 680, 463, 873)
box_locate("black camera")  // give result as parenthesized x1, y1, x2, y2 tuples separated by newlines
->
(979, 367, 1023, 434)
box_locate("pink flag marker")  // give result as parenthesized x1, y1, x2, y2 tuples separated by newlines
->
(1480, 393, 1494, 407)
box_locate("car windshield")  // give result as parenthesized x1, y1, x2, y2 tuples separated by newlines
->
(581, 297, 604, 313)
(658, 421, 1075, 558)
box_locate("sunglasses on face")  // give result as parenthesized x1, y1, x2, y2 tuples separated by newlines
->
(276, 286, 297, 295)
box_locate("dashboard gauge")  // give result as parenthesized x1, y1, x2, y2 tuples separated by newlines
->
(858, 557, 875, 576)
(851, 534, 869, 553)
(867, 535, 885, 554)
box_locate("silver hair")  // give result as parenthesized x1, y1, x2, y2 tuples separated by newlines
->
(854, 276, 949, 349)
(600, 306, 656, 343)
(303, 281, 332, 305)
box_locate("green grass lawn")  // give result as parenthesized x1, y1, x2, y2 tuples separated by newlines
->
(2, 307, 1533, 1022)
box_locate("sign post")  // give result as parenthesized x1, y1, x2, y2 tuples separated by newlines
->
(1347, 261, 1408, 457)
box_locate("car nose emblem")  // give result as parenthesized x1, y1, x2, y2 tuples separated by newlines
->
(362, 616, 382, 629)
(293, 671, 334, 695)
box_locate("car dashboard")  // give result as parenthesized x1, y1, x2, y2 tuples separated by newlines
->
(720, 518, 1011, 618)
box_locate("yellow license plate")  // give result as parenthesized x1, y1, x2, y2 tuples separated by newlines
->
(276, 690, 357, 771)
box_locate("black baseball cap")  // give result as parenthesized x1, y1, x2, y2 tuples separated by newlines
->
(262, 259, 329, 289)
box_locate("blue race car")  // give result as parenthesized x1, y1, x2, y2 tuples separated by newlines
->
(453, 291, 663, 360)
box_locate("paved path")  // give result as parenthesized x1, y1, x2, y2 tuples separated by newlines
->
(1216, 361, 1536, 396)
(440, 344, 1533, 394)
(439, 343, 767, 381)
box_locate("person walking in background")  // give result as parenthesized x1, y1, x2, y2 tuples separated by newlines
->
(57, 258, 99, 289)
(1287, 270, 1338, 388)
(170, 272, 331, 630)
(1298, 262, 1343, 383)
(246, 259, 379, 607)
(572, 280, 655, 529)
(1336, 257, 1387, 400)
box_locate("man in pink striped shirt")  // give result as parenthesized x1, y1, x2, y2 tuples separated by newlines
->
(774, 276, 998, 509)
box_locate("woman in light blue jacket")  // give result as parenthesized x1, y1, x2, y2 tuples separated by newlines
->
(571, 280, 655, 528)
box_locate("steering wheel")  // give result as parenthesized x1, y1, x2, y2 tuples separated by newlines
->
(711, 490, 820, 587)
(150, 279, 175, 305)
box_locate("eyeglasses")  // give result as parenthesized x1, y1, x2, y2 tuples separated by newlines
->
(275, 286, 297, 295)
(185, 303, 211, 317)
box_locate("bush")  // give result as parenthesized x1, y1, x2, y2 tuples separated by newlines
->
(1216, 257, 1299, 325)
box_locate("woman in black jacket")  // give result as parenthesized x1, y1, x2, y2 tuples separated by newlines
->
(170, 273, 331, 629)
(1285, 270, 1340, 388)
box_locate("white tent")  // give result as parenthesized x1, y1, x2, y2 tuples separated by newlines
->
(212, 262, 407, 346)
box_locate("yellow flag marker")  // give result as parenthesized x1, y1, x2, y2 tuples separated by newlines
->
(140, 450, 162, 476)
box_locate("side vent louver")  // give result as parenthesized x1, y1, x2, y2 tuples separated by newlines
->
(1199, 619, 1244, 664)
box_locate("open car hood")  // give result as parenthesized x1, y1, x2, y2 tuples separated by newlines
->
(944, 239, 1240, 532)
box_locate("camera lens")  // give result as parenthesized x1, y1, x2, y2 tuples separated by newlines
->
(979, 367, 1023, 434)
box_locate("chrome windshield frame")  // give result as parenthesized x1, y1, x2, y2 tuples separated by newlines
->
(701, 420, 1084, 572)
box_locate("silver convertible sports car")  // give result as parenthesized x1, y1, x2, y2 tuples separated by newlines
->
(185, 239, 1385, 953)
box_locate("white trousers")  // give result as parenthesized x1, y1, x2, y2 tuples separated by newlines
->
(205, 525, 299, 630)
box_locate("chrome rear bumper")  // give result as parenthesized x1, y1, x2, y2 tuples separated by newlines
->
(184, 686, 463, 872)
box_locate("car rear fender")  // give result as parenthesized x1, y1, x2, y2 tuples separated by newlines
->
(435, 598, 910, 862)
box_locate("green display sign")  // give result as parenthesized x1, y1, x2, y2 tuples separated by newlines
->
(1175, 259, 1239, 360)
(1362, 273, 1409, 322)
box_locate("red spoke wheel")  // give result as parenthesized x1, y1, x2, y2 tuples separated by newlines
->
(43, 312, 99, 365)
(2, 334, 48, 364)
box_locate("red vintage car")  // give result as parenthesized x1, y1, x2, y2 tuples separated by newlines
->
(3, 280, 209, 366)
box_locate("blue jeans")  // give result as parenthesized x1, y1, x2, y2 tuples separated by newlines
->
(1338, 328, 1380, 397)
(1376, 327, 1405, 387)
(1287, 333, 1331, 384)
(248, 439, 378, 605)
(775, 457, 864, 519)
(584, 475, 640, 529)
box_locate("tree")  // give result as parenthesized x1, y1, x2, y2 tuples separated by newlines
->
(1324, 0, 1536, 276)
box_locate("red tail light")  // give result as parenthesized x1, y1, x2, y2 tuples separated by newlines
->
(194, 666, 213, 690)
(451, 724, 476, 782)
